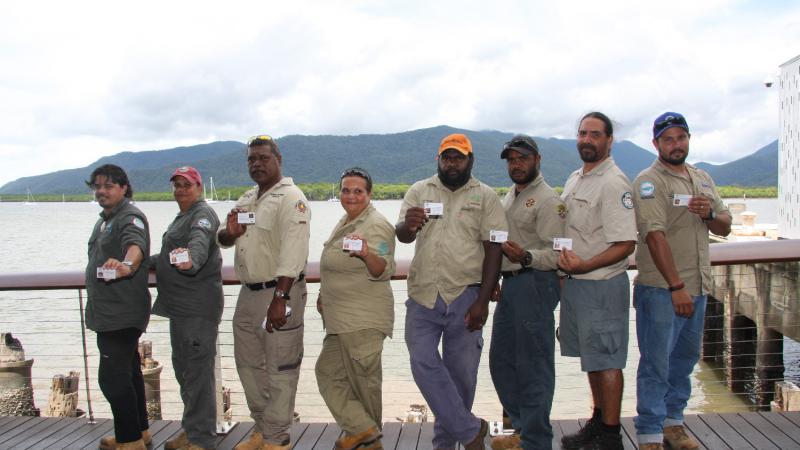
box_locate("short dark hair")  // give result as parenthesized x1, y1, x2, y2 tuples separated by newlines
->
(85, 164, 133, 198)
(247, 136, 280, 157)
(580, 111, 614, 137)
(340, 167, 373, 193)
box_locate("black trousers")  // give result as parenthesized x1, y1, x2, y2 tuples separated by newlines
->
(97, 328, 149, 443)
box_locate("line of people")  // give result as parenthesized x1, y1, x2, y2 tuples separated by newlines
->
(84, 110, 731, 450)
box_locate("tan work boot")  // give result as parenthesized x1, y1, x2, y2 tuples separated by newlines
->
(490, 433, 520, 450)
(116, 440, 146, 450)
(234, 431, 264, 450)
(179, 443, 210, 450)
(663, 425, 699, 450)
(165, 431, 189, 450)
(335, 426, 382, 450)
(263, 443, 292, 450)
(638, 443, 664, 450)
(98, 430, 152, 450)
(464, 419, 488, 450)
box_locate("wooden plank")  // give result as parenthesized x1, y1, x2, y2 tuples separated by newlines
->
(314, 422, 342, 450)
(0, 417, 65, 449)
(781, 411, 800, 428)
(740, 412, 800, 450)
(718, 413, 778, 450)
(697, 414, 748, 449)
(0, 415, 58, 446)
(0, 416, 36, 435)
(49, 419, 112, 450)
(683, 415, 730, 450)
(293, 422, 327, 450)
(619, 417, 638, 450)
(216, 422, 255, 449)
(380, 422, 402, 449)
(395, 422, 421, 450)
(416, 422, 434, 450)
(17, 417, 75, 450)
(757, 412, 800, 446)
(141, 419, 175, 449)
(29, 418, 102, 450)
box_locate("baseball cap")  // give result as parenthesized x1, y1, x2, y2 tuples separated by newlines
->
(653, 112, 690, 139)
(170, 166, 203, 185)
(438, 133, 473, 155)
(501, 134, 539, 159)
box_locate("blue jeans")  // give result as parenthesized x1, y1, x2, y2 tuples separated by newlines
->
(490, 270, 559, 450)
(633, 284, 707, 443)
(405, 288, 483, 449)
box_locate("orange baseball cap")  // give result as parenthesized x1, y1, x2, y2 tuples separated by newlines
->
(438, 133, 472, 155)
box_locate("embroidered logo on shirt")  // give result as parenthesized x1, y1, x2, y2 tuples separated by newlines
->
(376, 241, 389, 256)
(197, 218, 211, 229)
(295, 200, 308, 214)
(556, 203, 568, 218)
(621, 192, 634, 209)
(639, 181, 655, 199)
(132, 218, 145, 229)
(525, 198, 536, 208)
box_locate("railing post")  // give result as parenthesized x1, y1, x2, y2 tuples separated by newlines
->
(77, 289, 95, 423)
(215, 334, 235, 434)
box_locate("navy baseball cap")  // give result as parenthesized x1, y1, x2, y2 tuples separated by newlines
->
(653, 112, 690, 139)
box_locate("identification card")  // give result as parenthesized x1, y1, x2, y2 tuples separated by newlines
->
(553, 237, 573, 251)
(170, 250, 190, 264)
(423, 201, 444, 217)
(489, 230, 508, 243)
(260, 306, 293, 329)
(342, 237, 363, 252)
(673, 194, 691, 207)
(96, 267, 116, 280)
(237, 211, 256, 224)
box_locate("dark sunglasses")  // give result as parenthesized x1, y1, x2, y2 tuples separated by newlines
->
(341, 167, 372, 183)
(503, 138, 537, 152)
(247, 134, 274, 146)
(654, 115, 687, 132)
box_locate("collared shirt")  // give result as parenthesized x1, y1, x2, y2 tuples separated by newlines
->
(501, 174, 566, 271)
(399, 175, 508, 308)
(561, 157, 637, 280)
(319, 204, 396, 336)
(218, 177, 310, 283)
(633, 160, 728, 295)
(151, 199, 224, 323)
(85, 198, 151, 332)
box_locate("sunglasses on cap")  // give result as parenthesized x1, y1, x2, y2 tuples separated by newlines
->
(340, 167, 372, 183)
(247, 134, 274, 146)
(503, 138, 537, 153)
(654, 115, 687, 132)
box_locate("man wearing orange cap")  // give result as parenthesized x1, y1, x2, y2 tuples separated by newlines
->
(397, 133, 506, 450)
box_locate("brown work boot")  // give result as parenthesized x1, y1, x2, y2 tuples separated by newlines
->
(98, 430, 152, 450)
(179, 443, 211, 450)
(361, 440, 384, 450)
(663, 425, 699, 450)
(165, 431, 189, 450)
(638, 443, 664, 450)
(116, 440, 146, 450)
(335, 426, 382, 450)
(234, 431, 264, 450)
(490, 433, 520, 450)
(464, 419, 488, 450)
(262, 442, 292, 450)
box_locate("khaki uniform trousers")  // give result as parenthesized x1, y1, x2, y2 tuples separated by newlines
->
(233, 280, 306, 445)
(315, 328, 385, 433)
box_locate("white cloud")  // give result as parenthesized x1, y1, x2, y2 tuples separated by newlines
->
(1, 0, 798, 185)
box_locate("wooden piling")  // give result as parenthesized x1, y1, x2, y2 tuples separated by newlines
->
(138, 340, 163, 420)
(47, 371, 81, 417)
(0, 332, 38, 416)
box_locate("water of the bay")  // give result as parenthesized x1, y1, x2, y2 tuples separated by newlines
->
(0, 198, 784, 422)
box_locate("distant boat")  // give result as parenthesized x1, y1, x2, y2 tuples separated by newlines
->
(24, 188, 37, 206)
(328, 184, 340, 203)
(225, 191, 234, 203)
(204, 177, 219, 203)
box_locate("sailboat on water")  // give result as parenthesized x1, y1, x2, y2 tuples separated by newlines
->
(328, 183, 340, 203)
(204, 177, 219, 203)
(24, 188, 37, 206)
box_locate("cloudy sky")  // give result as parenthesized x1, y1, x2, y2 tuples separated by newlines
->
(1, 0, 798, 187)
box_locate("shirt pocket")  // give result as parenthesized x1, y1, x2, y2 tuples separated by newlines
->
(457, 204, 483, 237)
(254, 201, 278, 232)
(569, 197, 599, 234)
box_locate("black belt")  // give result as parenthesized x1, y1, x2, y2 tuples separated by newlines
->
(501, 267, 534, 278)
(246, 273, 305, 291)
(467, 282, 482, 288)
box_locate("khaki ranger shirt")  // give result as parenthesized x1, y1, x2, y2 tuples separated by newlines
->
(501, 174, 566, 272)
(319, 204, 396, 337)
(217, 177, 310, 283)
(561, 157, 637, 280)
(399, 175, 508, 308)
(633, 160, 727, 296)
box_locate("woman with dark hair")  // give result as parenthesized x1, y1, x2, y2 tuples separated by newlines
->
(315, 167, 396, 450)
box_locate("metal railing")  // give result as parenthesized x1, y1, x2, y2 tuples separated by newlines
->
(0, 239, 798, 423)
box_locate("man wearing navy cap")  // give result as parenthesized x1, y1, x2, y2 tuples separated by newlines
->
(632, 113, 731, 450)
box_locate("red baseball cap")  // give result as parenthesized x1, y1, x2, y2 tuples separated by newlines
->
(170, 166, 203, 185)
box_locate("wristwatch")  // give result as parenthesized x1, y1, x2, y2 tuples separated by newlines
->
(521, 251, 532, 268)
(274, 289, 290, 300)
(121, 261, 133, 268)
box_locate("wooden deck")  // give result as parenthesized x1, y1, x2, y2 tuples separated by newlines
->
(0, 412, 799, 449)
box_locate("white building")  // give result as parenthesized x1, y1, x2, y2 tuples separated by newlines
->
(778, 54, 800, 239)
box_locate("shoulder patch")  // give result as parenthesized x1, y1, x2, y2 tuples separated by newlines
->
(376, 241, 389, 256)
(621, 192, 634, 209)
(132, 217, 145, 229)
(295, 200, 308, 214)
(557, 203, 568, 218)
(639, 181, 655, 199)
(525, 198, 536, 208)
(197, 218, 211, 229)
